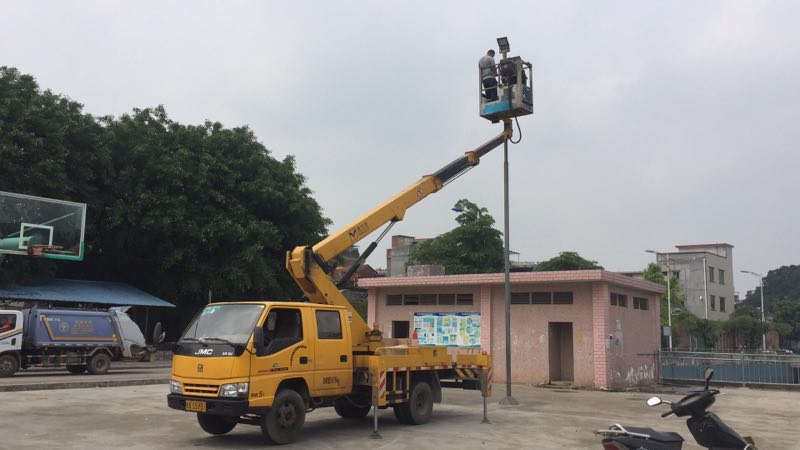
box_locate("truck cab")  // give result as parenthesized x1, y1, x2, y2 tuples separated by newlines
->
(0, 310, 24, 376)
(168, 301, 354, 440)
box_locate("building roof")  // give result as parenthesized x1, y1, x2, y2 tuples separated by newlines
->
(358, 270, 665, 293)
(675, 243, 734, 249)
(0, 279, 175, 307)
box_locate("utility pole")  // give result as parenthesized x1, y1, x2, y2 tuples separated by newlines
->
(742, 270, 767, 351)
(646, 250, 672, 350)
(499, 122, 518, 406)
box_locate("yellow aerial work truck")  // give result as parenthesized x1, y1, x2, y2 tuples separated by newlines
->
(167, 121, 517, 444)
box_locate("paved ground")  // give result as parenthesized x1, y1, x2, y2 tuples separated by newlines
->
(0, 362, 170, 391)
(2, 383, 798, 449)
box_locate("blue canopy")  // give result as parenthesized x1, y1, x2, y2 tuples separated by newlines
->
(0, 279, 175, 307)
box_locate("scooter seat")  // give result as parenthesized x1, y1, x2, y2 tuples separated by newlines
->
(623, 426, 684, 443)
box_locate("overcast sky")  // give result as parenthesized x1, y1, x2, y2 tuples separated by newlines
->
(2, 1, 798, 294)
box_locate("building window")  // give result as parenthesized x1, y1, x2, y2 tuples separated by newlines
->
(708, 266, 715, 283)
(718, 269, 725, 285)
(456, 294, 474, 305)
(720, 297, 726, 312)
(710, 295, 716, 310)
(610, 293, 628, 307)
(511, 292, 530, 304)
(420, 294, 437, 305)
(404, 294, 420, 305)
(672, 271, 680, 279)
(392, 320, 410, 338)
(438, 294, 455, 305)
(633, 297, 649, 310)
(386, 293, 474, 306)
(508, 291, 574, 305)
(531, 292, 551, 304)
(552, 292, 574, 305)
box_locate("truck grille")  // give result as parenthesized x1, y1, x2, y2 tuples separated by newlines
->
(183, 383, 219, 396)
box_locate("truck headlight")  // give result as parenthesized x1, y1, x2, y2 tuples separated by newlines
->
(220, 382, 249, 398)
(169, 380, 183, 394)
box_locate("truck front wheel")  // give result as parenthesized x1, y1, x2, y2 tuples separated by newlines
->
(334, 396, 371, 419)
(197, 413, 236, 435)
(261, 389, 306, 444)
(0, 354, 19, 377)
(87, 353, 111, 375)
(394, 381, 433, 425)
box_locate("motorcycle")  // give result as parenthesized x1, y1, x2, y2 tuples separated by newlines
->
(595, 368, 757, 450)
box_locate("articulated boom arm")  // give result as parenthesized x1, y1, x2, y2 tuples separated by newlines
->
(286, 120, 512, 346)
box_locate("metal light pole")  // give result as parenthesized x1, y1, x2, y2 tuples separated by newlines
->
(499, 124, 518, 406)
(741, 270, 767, 351)
(646, 250, 672, 350)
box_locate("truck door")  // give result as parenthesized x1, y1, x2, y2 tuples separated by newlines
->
(0, 311, 23, 351)
(312, 309, 352, 396)
(248, 307, 312, 406)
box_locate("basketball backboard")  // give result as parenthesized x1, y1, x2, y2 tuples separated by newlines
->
(0, 191, 86, 261)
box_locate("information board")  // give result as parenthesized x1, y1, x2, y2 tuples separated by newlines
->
(412, 312, 480, 347)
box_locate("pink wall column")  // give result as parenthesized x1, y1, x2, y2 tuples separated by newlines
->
(367, 288, 378, 328)
(479, 283, 492, 352)
(591, 282, 610, 388)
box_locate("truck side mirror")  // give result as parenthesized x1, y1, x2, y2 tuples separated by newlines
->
(152, 322, 164, 344)
(253, 326, 266, 356)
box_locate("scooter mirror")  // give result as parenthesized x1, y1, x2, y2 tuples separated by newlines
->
(704, 367, 714, 380)
(646, 396, 662, 407)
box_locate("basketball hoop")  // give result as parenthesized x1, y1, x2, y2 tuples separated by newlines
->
(27, 245, 63, 257)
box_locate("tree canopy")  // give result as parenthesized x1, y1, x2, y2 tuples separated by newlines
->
(0, 67, 330, 312)
(407, 199, 503, 274)
(642, 262, 685, 327)
(535, 251, 603, 271)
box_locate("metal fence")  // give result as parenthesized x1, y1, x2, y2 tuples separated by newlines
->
(660, 351, 800, 386)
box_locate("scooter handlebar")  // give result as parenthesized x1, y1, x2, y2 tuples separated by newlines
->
(661, 409, 674, 418)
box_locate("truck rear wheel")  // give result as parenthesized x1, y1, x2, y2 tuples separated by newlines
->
(394, 381, 433, 425)
(0, 354, 19, 377)
(197, 413, 237, 435)
(66, 364, 87, 374)
(334, 397, 371, 419)
(261, 389, 306, 444)
(87, 353, 111, 375)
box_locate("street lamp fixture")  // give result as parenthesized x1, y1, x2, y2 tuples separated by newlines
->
(741, 270, 767, 351)
(645, 250, 672, 350)
(497, 36, 510, 55)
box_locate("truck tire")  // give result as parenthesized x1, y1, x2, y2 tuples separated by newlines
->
(197, 413, 236, 435)
(87, 352, 111, 375)
(66, 364, 87, 375)
(0, 354, 19, 377)
(261, 389, 306, 444)
(334, 397, 371, 419)
(394, 381, 433, 425)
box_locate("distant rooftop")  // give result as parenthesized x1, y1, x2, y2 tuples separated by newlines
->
(675, 243, 734, 249)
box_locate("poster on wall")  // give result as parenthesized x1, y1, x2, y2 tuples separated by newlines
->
(412, 312, 480, 347)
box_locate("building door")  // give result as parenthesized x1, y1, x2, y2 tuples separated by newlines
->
(548, 322, 574, 382)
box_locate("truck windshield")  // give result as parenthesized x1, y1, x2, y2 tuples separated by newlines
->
(180, 304, 265, 345)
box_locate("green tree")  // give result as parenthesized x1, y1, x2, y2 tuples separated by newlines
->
(642, 262, 686, 326)
(407, 199, 503, 274)
(0, 66, 112, 286)
(536, 251, 603, 271)
(676, 312, 719, 350)
(722, 305, 767, 349)
(770, 299, 800, 345)
(88, 106, 330, 306)
(742, 265, 800, 312)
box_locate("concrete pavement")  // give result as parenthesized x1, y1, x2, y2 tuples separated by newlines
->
(2, 383, 798, 449)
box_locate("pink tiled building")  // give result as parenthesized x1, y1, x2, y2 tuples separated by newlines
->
(359, 270, 665, 389)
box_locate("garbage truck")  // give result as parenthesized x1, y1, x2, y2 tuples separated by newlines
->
(0, 306, 158, 377)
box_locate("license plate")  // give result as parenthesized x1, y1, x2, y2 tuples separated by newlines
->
(185, 400, 207, 412)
